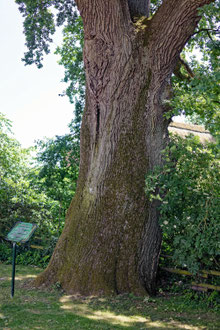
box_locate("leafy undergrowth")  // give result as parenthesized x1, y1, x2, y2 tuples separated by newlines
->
(0, 263, 219, 329)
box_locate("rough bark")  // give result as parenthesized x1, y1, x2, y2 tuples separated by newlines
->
(34, 0, 215, 296)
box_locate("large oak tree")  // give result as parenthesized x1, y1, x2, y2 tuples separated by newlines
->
(17, 0, 215, 295)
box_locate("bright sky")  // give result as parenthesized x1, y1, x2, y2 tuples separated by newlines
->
(0, 0, 74, 148)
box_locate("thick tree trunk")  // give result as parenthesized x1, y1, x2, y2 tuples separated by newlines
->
(34, 0, 214, 296)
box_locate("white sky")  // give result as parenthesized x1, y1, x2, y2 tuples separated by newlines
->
(0, 0, 74, 148)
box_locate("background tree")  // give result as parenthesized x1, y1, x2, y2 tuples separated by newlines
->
(35, 133, 79, 231)
(0, 113, 54, 238)
(16, 0, 216, 296)
(0, 112, 30, 234)
(0, 113, 71, 266)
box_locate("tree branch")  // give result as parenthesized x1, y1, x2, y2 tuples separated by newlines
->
(192, 27, 220, 46)
(174, 56, 195, 80)
(148, 0, 216, 74)
(179, 57, 195, 78)
(191, 28, 220, 37)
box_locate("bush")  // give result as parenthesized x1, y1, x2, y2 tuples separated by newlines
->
(145, 135, 220, 273)
(0, 235, 57, 268)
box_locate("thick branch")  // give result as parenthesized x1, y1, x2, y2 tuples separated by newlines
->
(149, 0, 215, 74)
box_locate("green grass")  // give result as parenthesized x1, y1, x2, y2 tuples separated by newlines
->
(0, 263, 219, 329)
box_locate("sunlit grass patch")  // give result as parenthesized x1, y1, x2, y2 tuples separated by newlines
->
(0, 274, 37, 282)
(60, 296, 147, 327)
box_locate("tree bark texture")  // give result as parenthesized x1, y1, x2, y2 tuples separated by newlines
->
(35, 0, 215, 296)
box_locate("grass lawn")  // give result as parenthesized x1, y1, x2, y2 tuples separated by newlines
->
(0, 263, 219, 329)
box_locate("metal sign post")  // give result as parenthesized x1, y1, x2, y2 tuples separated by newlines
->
(11, 243, 17, 298)
(6, 222, 37, 298)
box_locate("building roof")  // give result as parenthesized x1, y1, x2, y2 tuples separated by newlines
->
(168, 122, 214, 143)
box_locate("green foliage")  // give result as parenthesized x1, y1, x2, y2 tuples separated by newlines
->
(0, 114, 61, 266)
(55, 16, 85, 140)
(55, 17, 85, 105)
(0, 241, 51, 268)
(145, 135, 220, 273)
(183, 290, 220, 311)
(0, 113, 32, 234)
(15, 0, 78, 68)
(170, 2, 220, 141)
(171, 54, 220, 142)
(0, 241, 11, 262)
(34, 133, 79, 230)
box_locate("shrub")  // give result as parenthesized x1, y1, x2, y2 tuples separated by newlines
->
(0, 235, 57, 268)
(145, 134, 220, 273)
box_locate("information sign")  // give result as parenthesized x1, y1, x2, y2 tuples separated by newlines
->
(6, 222, 37, 298)
(6, 222, 37, 243)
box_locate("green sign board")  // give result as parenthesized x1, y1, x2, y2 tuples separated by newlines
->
(6, 222, 37, 243)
